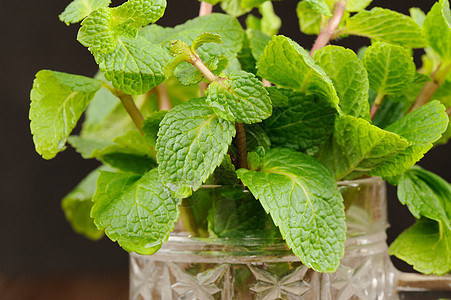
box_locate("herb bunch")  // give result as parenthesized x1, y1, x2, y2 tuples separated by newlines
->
(30, 0, 451, 274)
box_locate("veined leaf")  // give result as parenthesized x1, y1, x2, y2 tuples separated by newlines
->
(59, 0, 111, 25)
(258, 35, 340, 110)
(62, 166, 108, 240)
(423, 0, 451, 63)
(317, 115, 409, 180)
(263, 88, 337, 154)
(30, 70, 102, 159)
(77, 0, 166, 54)
(313, 45, 370, 120)
(91, 169, 180, 255)
(389, 218, 451, 275)
(156, 98, 235, 198)
(237, 148, 346, 273)
(363, 42, 416, 96)
(94, 37, 171, 95)
(247, 29, 271, 61)
(370, 101, 449, 178)
(337, 7, 426, 48)
(410, 7, 426, 27)
(206, 71, 272, 124)
(398, 166, 451, 228)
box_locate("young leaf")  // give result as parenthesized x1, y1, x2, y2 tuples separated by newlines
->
(77, 0, 166, 53)
(140, 14, 243, 62)
(156, 98, 236, 198)
(59, 0, 111, 25)
(62, 167, 107, 240)
(191, 33, 223, 51)
(303, 0, 332, 16)
(206, 71, 272, 124)
(241, 0, 269, 9)
(263, 88, 337, 154)
(94, 37, 172, 95)
(91, 169, 180, 255)
(30, 70, 102, 159)
(337, 7, 426, 48)
(363, 42, 416, 96)
(220, 0, 251, 17)
(237, 148, 346, 273)
(259, 2, 282, 37)
(258, 35, 340, 110)
(398, 166, 451, 228)
(370, 101, 449, 178)
(296, 1, 322, 35)
(313, 45, 370, 120)
(389, 218, 451, 275)
(317, 115, 409, 180)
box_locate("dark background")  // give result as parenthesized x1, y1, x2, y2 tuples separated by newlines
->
(1, 0, 448, 277)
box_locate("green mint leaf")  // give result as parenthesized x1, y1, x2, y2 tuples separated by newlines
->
(318, 115, 409, 180)
(363, 42, 416, 96)
(313, 45, 370, 120)
(78, 0, 166, 53)
(142, 110, 168, 148)
(303, 0, 332, 16)
(59, 0, 111, 25)
(92, 168, 180, 255)
(245, 124, 271, 152)
(296, 1, 322, 35)
(259, 2, 281, 36)
(168, 40, 191, 58)
(258, 35, 340, 110)
(409, 7, 426, 27)
(72, 129, 153, 157)
(140, 14, 244, 63)
(94, 37, 171, 95)
(237, 148, 346, 273)
(191, 33, 223, 51)
(398, 166, 451, 228)
(208, 187, 277, 238)
(247, 29, 271, 61)
(237, 33, 257, 74)
(30, 70, 102, 159)
(370, 101, 449, 178)
(345, 0, 372, 12)
(100, 153, 156, 173)
(220, 0, 251, 17)
(156, 98, 236, 197)
(338, 7, 426, 48)
(423, 0, 451, 63)
(389, 218, 451, 275)
(206, 71, 272, 124)
(62, 166, 108, 240)
(263, 88, 337, 154)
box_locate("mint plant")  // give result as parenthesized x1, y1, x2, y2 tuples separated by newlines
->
(30, 0, 451, 274)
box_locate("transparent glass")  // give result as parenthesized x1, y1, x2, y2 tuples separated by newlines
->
(129, 177, 451, 299)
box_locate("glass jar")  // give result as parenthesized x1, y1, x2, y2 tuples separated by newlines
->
(129, 177, 451, 299)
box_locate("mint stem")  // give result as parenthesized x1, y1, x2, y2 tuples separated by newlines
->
(262, 79, 272, 87)
(370, 92, 385, 120)
(409, 63, 451, 112)
(102, 83, 144, 134)
(235, 122, 248, 169)
(199, 1, 213, 16)
(446, 106, 451, 116)
(192, 56, 218, 82)
(155, 83, 172, 110)
(310, 1, 347, 56)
